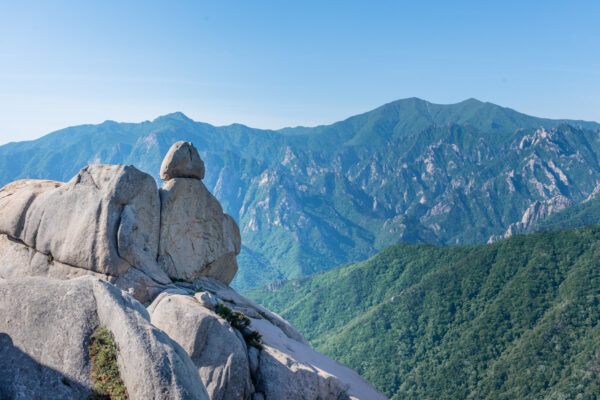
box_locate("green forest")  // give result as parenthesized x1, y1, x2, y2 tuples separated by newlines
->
(249, 225, 600, 399)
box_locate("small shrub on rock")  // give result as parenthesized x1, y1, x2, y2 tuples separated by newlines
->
(215, 302, 263, 349)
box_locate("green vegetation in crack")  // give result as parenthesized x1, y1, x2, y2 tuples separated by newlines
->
(88, 327, 128, 400)
(216, 302, 263, 349)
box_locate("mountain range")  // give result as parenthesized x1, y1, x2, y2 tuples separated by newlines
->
(2, 98, 600, 290)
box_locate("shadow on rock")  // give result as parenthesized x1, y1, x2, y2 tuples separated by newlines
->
(0, 333, 92, 400)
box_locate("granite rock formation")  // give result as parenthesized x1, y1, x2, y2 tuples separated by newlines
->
(0, 140, 385, 400)
(0, 141, 241, 303)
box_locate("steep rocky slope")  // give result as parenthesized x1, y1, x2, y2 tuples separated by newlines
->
(1, 99, 599, 290)
(0, 142, 384, 400)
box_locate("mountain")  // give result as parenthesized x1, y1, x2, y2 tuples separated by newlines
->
(1, 98, 599, 290)
(247, 224, 600, 399)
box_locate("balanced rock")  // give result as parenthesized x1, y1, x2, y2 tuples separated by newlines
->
(160, 141, 205, 181)
(158, 140, 241, 283)
(0, 276, 209, 400)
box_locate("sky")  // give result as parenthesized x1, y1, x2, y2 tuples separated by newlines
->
(0, 0, 599, 145)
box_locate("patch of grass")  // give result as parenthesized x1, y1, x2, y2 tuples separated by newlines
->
(215, 302, 263, 349)
(169, 276, 188, 283)
(47, 253, 54, 263)
(88, 327, 128, 400)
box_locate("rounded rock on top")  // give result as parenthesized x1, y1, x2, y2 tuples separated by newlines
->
(160, 141, 205, 181)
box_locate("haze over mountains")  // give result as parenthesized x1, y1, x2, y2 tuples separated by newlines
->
(2, 98, 600, 290)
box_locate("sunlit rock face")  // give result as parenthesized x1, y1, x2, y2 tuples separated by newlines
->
(148, 276, 388, 400)
(160, 140, 206, 181)
(158, 177, 241, 283)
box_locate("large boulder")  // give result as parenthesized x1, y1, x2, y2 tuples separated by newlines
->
(160, 141, 205, 181)
(149, 293, 254, 400)
(149, 277, 387, 400)
(0, 165, 172, 304)
(0, 276, 209, 400)
(158, 178, 241, 283)
(0, 165, 165, 279)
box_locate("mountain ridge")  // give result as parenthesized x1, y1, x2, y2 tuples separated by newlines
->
(2, 98, 600, 290)
(11, 97, 597, 145)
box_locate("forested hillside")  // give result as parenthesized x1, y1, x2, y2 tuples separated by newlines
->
(249, 225, 600, 399)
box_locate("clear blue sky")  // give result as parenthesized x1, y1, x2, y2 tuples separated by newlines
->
(0, 0, 599, 144)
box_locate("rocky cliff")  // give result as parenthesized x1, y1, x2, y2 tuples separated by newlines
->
(487, 194, 572, 242)
(0, 141, 385, 400)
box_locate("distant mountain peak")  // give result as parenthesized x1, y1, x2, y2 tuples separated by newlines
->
(386, 97, 484, 107)
(459, 97, 484, 104)
(154, 111, 193, 122)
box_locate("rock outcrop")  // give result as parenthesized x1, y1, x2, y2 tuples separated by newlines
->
(0, 276, 209, 400)
(488, 195, 572, 243)
(0, 141, 241, 303)
(0, 140, 385, 400)
(148, 277, 387, 400)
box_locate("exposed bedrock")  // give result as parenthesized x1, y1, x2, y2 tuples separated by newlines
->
(148, 277, 387, 400)
(0, 276, 209, 400)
